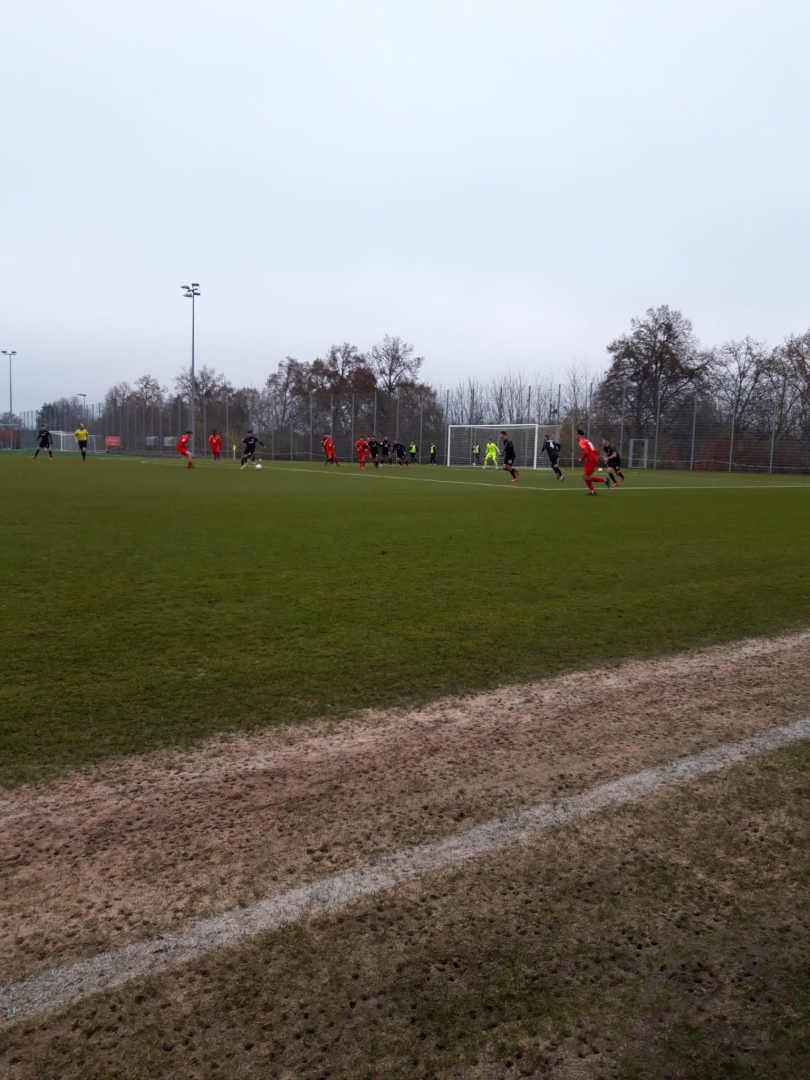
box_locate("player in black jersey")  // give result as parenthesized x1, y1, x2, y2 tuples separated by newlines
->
(380, 436, 392, 465)
(499, 431, 519, 482)
(367, 436, 380, 468)
(240, 430, 266, 469)
(601, 439, 625, 484)
(541, 435, 564, 480)
(393, 440, 409, 467)
(32, 426, 53, 459)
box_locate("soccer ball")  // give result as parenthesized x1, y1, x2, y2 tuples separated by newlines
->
(254, 462, 263, 470)
(597, 467, 603, 472)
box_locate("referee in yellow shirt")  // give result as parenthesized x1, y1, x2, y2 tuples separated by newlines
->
(74, 424, 89, 461)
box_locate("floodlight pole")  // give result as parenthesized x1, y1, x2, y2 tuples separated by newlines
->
(78, 393, 87, 417)
(2, 350, 16, 419)
(181, 284, 200, 451)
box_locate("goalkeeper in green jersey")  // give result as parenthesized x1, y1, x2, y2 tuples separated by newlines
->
(483, 440, 499, 468)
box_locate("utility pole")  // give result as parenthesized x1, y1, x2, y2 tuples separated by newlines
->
(181, 283, 200, 451)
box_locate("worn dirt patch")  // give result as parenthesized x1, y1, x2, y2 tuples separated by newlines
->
(1, 734, 808, 1079)
(2, 631, 810, 986)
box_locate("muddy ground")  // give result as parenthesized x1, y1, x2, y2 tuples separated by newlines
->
(2, 631, 810, 993)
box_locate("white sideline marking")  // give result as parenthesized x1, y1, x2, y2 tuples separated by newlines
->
(2, 717, 809, 1028)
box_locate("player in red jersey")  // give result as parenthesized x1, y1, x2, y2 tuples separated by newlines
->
(355, 436, 369, 468)
(176, 430, 195, 468)
(322, 432, 339, 466)
(577, 428, 606, 495)
(208, 429, 222, 462)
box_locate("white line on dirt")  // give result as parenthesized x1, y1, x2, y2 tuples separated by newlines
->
(2, 716, 808, 1029)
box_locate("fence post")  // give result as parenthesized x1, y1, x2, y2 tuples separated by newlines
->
(571, 415, 575, 469)
(373, 391, 377, 436)
(690, 390, 698, 471)
(652, 387, 662, 469)
(445, 389, 450, 463)
(330, 393, 334, 435)
(619, 380, 626, 459)
(290, 405, 293, 461)
(586, 381, 592, 440)
(419, 396, 424, 463)
(768, 395, 778, 474)
(309, 390, 313, 461)
(728, 393, 737, 473)
(396, 392, 400, 441)
(351, 393, 355, 455)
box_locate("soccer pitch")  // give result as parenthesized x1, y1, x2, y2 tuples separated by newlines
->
(2, 453, 809, 787)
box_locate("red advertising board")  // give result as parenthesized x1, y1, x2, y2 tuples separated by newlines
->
(105, 436, 122, 448)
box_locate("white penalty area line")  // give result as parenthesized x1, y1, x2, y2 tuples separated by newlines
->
(2, 717, 809, 1029)
(262, 464, 810, 494)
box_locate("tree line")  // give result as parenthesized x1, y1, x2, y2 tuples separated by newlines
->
(14, 309, 810, 451)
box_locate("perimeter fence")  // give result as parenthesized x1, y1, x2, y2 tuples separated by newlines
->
(2, 386, 807, 473)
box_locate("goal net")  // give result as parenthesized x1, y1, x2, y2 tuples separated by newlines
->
(446, 425, 549, 468)
(628, 438, 648, 469)
(50, 431, 100, 453)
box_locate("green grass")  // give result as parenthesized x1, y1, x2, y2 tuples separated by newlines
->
(2, 453, 809, 787)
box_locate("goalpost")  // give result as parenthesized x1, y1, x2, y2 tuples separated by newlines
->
(446, 424, 551, 469)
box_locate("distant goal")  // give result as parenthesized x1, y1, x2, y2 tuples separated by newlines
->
(50, 430, 100, 453)
(446, 425, 552, 469)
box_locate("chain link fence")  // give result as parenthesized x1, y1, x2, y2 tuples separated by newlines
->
(2, 384, 807, 473)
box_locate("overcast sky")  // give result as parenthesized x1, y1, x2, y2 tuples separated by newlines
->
(2, 0, 808, 411)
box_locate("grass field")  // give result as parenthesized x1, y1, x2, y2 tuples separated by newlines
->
(2, 453, 810, 787)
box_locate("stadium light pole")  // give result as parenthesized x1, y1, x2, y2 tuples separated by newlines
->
(2, 351, 16, 418)
(78, 393, 87, 417)
(181, 283, 200, 451)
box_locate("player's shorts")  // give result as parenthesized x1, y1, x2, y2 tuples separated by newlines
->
(583, 458, 597, 476)
(607, 456, 621, 470)
(178, 448, 189, 457)
(78, 440, 87, 450)
(369, 450, 378, 460)
(546, 453, 558, 465)
(357, 452, 366, 460)
(504, 455, 516, 467)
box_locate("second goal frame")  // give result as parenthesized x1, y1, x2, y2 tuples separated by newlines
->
(446, 424, 551, 469)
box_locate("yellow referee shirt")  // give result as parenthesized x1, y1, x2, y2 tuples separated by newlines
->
(75, 427, 89, 441)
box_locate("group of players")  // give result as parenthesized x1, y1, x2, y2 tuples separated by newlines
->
(29, 421, 625, 493)
(324, 434, 428, 470)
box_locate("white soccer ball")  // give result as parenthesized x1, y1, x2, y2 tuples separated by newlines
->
(597, 467, 603, 472)
(254, 462, 263, 470)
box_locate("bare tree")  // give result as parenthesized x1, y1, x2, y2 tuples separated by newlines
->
(370, 335, 424, 395)
(604, 305, 710, 435)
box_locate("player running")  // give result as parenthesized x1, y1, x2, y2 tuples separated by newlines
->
(393, 440, 409, 467)
(240, 431, 265, 469)
(208, 429, 222, 462)
(367, 436, 381, 468)
(541, 434, 564, 480)
(355, 436, 369, 468)
(577, 429, 607, 495)
(499, 431, 519, 482)
(602, 438, 625, 484)
(483, 440, 499, 469)
(380, 436, 392, 465)
(176, 430, 195, 468)
(32, 425, 53, 460)
(74, 423, 90, 461)
(322, 432, 339, 466)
